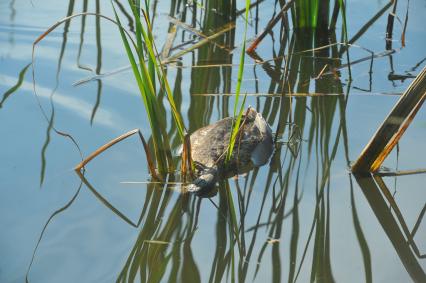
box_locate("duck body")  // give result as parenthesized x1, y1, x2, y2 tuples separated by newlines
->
(188, 107, 274, 193)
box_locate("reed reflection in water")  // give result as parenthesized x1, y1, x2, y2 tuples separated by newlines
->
(1, 0, 425, 282)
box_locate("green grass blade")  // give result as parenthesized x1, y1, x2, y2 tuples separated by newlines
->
(138, 10, 185, 140)
(225, 0, 250, 163)
(338, 0, 352, 79)
(112, 3, 168, 172)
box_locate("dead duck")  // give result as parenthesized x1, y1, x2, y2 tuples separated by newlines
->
(74, 107, 273, 195)
(187, 107, 274, 193)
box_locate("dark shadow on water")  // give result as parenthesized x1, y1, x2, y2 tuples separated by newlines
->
(76, 170, 146, 227)
(349, 174, 372, 283)
(188, 0, 236, 130)
(26, 180, 83, 283)
(354, 173, 426, 283)
(115, 177, 203, 283)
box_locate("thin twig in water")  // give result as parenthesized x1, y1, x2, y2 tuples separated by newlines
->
(160, 24, 177, 59)
(385, 0, 398, 50)
(74, 129, 159, 180)
(339, 0, 393, 56)
(314, 64, 328, 80)
(376, 168, 426, 177)
(246, 0, 296, 52)
(401, 0, 410, 47)
(162, 22, 236, 64)
(168, 16, 232, 52)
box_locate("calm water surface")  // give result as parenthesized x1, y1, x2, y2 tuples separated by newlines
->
(0, 0, 425, 282)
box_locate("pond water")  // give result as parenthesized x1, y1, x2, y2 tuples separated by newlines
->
(1, 0, 425, 282)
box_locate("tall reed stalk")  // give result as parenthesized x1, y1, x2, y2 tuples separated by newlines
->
(291, 0, 320, 29)
(112, 0, 185, 174)
(225, 0, 250, 163)
(290, 0, 347, 34)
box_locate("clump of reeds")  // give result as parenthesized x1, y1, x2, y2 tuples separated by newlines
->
(225, 0, 250, 163)
(31, 0, 254, 181)
(30, 3, 187, 178)
(290, 0, 348, 32)
(112, 0, 186, 175)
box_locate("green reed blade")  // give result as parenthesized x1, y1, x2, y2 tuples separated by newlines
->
(128, 0, 157, 94)
(225, 0, 250, 163)
(125, 2, 185, 141)
(112, 3, 169, 172)
(123, 1, 172, 172)
(140, 11, 186, 140)
(338, 0, 352, 79)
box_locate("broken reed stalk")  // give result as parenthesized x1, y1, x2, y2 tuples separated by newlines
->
(160, 25, 177, 59)
(225, 0, 250, 163)
(167, 16, 232, 52)
(162, 22, 235, 64)
(376, 168, 426, 177)
(180, 134, 194, 178)
(351, 65, 426, 173)
(74, 129, 159, 180)
(246, 0, 296, 53)
(385, 0, 398, 50)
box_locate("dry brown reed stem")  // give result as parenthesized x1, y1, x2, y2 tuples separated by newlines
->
(401, 0, 410, 47)
(180, 139, 188, 175)
(161, 25, 177, 59)
(180, 134, 194, 178)
(31, 12, 141, 175)
(352, 65, 426, 173)
(162, 22, 235, 64)
(338, 0, 393, 56)
(74, 42, 389, 87)
(236, 0, 266, 16)
(246, 0, 296, 53)
(385, 0, 398, 50)
(73, 21, 235, 86)
(354, 174, 426, 282)
(74, 129, 159, 180)
(314, 64, 329, 80)
(376, 168, 426, 177)
(167, 16, 232, 52)
(33, 13, 136, 49)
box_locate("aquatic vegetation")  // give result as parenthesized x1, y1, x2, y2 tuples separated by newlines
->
(2, 0, 425, 282)
(0, 63, 30, 108)
(113, 0, 185, 175)
(188, 107, 274, 193)
(352, 66, 426, 172)
(225, 0, 250, 164)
